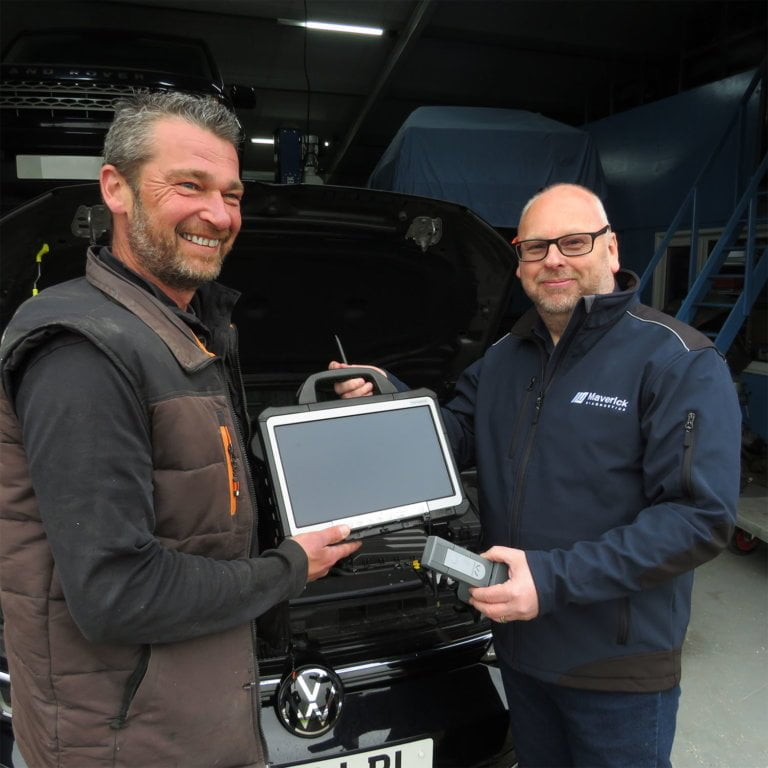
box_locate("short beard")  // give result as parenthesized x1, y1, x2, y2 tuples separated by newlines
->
(535, 294, 580, 315)
(127, 196, 226, 291)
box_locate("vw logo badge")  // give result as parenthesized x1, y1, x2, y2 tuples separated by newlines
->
(276, 665, 344, 737)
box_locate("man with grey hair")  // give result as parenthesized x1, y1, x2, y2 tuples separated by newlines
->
(333, 183, 741, 767)
(0, 90, 359, 768)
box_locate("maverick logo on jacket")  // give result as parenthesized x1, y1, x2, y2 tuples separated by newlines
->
(570, 391, 630, 412)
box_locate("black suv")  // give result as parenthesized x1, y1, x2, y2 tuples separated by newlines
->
(0, 28, 254, 213)
(0, 180, 518, 767)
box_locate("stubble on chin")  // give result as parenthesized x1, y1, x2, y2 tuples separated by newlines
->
(171, 243, 227, 288)
(534, 293, 579, 316)
(127, 203, 227, 290)
(526, 278, 579, 316)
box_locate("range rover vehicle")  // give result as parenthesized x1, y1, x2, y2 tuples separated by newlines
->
(0, 181, 518, 767)
(0, 28, 254, 212)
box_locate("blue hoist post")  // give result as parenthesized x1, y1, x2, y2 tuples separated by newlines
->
(275, 128, 303, 184)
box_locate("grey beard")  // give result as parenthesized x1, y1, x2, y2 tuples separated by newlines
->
(126, 200, 223, 291)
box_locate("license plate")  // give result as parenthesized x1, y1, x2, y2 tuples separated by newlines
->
(287, 738, 433, 768)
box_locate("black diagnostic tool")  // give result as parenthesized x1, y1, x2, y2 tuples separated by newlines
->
(421, 535, 508, 602)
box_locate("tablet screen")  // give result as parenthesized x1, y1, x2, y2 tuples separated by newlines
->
(261, 395, 463, 536)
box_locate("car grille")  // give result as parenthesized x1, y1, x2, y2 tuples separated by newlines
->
(0, 80, 131, 113)
(259, 629, 494, 699)
(256, 520, 489, 679)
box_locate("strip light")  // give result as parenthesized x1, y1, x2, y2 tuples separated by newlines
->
(250, 137, 275, 145)
(278, 18, 384, 36)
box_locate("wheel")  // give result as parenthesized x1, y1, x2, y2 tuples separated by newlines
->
(729, 527, 760, 554)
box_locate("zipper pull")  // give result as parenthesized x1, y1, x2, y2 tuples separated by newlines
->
(683, 411, 696, 446)
(526, 376, 536, 391)
(533, 392, 545, 424)
(228, 442, 241, 498)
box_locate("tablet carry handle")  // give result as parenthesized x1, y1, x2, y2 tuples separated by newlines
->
(297, 367, 397, 404)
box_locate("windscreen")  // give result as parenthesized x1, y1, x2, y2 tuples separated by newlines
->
(273, 405, 456, 526)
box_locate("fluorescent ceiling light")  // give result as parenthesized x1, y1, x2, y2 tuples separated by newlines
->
(250, 137, 275, 145)
(278, 18, 384, 36)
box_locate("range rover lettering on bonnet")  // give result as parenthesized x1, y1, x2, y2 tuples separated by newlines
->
(6, 66, 147, 81)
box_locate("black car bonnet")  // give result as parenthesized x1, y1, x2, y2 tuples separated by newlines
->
(0, 181, 516, 391)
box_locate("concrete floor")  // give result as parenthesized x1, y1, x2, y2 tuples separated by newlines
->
(672, 489, 768, 768)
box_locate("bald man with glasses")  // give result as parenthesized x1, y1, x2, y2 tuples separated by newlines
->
(333, 183, 741, 767)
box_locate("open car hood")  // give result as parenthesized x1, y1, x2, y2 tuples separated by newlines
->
(0, 181, 517, 395)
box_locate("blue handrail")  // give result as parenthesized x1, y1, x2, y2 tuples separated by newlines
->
(675, 153, 767, 353)
(639, 64, 765, 295)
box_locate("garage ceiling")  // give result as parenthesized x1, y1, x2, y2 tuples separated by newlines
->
(2, 0, 766, 186)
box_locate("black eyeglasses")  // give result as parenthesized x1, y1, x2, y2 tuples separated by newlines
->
(514, 225, 611, 262)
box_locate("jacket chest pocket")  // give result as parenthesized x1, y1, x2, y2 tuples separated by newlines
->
(149, 396, 248, 542)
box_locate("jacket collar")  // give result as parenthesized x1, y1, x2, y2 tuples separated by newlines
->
(96, 247, 241, 338)
(510, 269, 640, 344)
(85, 247, 238, 371)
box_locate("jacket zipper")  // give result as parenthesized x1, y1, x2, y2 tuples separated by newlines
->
(217, 349, 268, 762)
(217, 414, 240, 516)
(509, 387, 544, 544)
(229, 323, 251, 445)
(507, 376, 538, 459)
(110, 645, 151, 730)
(617, 598, 630, 645)
(506, 328, 579, 661)
(510, 327, 572, 529)
(508, 348, 548, 546)
(682, 411, 697, 499)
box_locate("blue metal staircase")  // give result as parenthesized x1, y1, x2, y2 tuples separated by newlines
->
(639, 64, 767, 355)
(675, 156, 767, 353)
